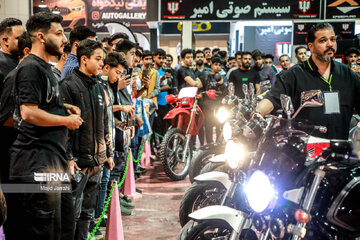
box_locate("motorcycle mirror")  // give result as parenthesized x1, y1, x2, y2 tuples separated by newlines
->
(206, 89, 216, 100)
(292, 90, 324, 118)
(166, 94, 177, 104)
(300, 90, 325, 107)
(222, 96, 229, 105)
(280, 94, 294, 119)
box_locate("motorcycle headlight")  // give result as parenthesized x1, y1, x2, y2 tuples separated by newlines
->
(223, 121, 232, 142)
(225, 140, 246, 169)
(245, 171, 275, 213)
(216, 107, 230, 123)
(181, 98, 188, 105)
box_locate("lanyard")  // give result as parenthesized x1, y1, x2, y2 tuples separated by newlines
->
(307, 60, 333, 91)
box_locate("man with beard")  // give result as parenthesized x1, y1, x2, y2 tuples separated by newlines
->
(0, 18, 24, 82)
(194, 50, 211, 82)
(264, 54, 280, 74)
(228, 51, 261, 99)
(255, 22, 360, 140)
(203, 47, 211, 68)
(345, 47, 360, 68)
(4, 12, 82, 239)
(252, 49, 276, 85)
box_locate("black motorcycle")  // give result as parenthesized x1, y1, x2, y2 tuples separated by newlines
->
(177, 90, 360, 240)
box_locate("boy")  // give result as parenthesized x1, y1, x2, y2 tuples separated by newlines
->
(60, 39, 113, 239)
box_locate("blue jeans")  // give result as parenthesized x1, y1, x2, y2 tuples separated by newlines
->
(95, 166, 110, 218)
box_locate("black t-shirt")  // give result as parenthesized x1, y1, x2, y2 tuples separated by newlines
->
(229, 68, 261, 98)
(265, 58, 360, 140)
(0, 52, 19, 93)
(177, 66, 197, 90)
(0, 68, 17, 125)
(10, 54, 68, 181)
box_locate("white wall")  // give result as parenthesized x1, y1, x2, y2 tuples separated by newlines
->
(0, 0, 31, 25)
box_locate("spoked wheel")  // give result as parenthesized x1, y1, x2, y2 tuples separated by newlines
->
(179, 182, 226, 227)
(177, 219, 235, 240)
(160, 128, 192, 181)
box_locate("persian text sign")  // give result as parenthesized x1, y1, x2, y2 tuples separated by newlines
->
(161, 0, 321, 20)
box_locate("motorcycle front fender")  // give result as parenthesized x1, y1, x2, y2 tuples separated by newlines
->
(189, 205, 248, 233)
(163, 108, 190, 120)
(194, 171, 232, 190)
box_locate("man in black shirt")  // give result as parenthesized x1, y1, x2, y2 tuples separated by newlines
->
(255, 22, 360, 140)
(252, 49, 276, 85)
(177, 48, 202, 90)
(4, 12, 82, 240)
(0, 31, 32, 184)
(229, 51, 261, 99)
(0, 18, 24, 83)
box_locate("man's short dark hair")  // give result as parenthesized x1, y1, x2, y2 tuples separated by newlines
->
(212, 48, 220, 55)
(264, 54, 274, 60)
(142, 50, 152, 59)
(295, 46, 307, 55)
(69, 26, 96, 47)
(228, 56, 235, 61)
(211, 55, 223, 65)
(280, 54, 290, 60)
(166, 54, 173, 61)
(76, 39, 103, 64)
(0, 17, 22, 36)
(101, 37, 110, 43)
(218, 50, 227, 59)
(252, 49, 265, 59)
(135, 48, 142, 58)
(26, 12, 62, 40)
(153, 48, 166, 57)
(345, 47, 360, 57)
(18, 32, 31, 59)
(203, 47, 210, 52)
(195, 50, 204, 57)
(235, 51, 242, 58)
(115, 39, 136, 54)
(241, 51, 252, 58)
(307, 22, 334, 43)
(104, 51, 129, 70)
(108, 32, 129, 45)
(181, 48, 193, 59)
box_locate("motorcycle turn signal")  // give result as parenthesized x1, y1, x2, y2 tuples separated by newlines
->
(295, 209, 311, 223)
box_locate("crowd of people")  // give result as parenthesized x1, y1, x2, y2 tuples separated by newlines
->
(0, 11, 360, 240)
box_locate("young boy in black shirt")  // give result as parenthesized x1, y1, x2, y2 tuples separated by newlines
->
(60, 39, 113, 239)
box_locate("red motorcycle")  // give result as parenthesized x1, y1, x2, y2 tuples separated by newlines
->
(159, 87, 216, 180)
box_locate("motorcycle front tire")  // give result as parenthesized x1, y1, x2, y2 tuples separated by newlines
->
(179, 182, 226, 227)
(189, 149, 217, 183)
(177, 219, 236, 240)
(160, 128, 192, 181)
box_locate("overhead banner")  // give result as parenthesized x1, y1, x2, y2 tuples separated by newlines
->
(293, 21, 355, 45)
(161, 0, 321, 20)
(33, 0, 148, 32)
(325, 0, 360, 19)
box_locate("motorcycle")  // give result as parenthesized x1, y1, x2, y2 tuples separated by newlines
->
(177, 90, 360, 240)
(159, 87, 216, 180)
(189, 83, 260, 183)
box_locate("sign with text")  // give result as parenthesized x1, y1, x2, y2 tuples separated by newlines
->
(325, 0, 360, 19)
(293, 21, 355, 45)
(161, 0, 321, 20)
(33, 0, 148, 32)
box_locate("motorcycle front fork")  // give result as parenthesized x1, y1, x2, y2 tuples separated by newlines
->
(181, 134, 191, 163)
(291, 166, 325, 240)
